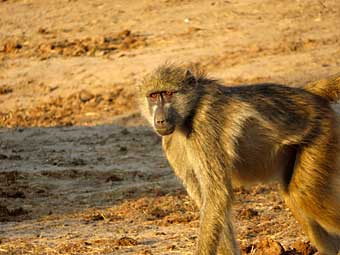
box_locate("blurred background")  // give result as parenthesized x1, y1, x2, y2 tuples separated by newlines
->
(0, 0, 339, 254)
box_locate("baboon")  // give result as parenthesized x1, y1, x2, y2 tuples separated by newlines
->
(138, 63, 340, 255)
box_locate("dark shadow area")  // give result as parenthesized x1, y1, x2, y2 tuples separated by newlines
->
(0, 123, 315, 254)
(0, 124, 178, 222)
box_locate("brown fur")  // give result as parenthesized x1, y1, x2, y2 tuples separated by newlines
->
(138, 64, 340, 255)
(304, 73, 340, 103)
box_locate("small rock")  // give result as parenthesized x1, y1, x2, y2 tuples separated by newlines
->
(91, 213, 105, 221)
(240, 208, 259, 219)
(5, 191, 25, 199)
(254, 238, 285, 255)
(121, 128, 130, 135)
(0, 86, 13, 95)
(117, 29, 131, 38)
(70, 158, 86, 166)
(9, 207, 29, 217)
(8, 155, 22, 160)
(290, 241, 317, 255)
(2, 40, 22, 53)
(119, 146, 127, 152)
(106, 174, 123, 182)
(0, 205, 9, 217)
(167, 244, 176, 250)
(115, 236, 138, 246)
(79, 90, 94, 103)
(37, 27, 49, 34)
(0, 154, 8, 160)
(148, 207, 168, 219)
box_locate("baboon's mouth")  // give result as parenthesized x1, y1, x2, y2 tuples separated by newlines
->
(155, 126, 175, 136)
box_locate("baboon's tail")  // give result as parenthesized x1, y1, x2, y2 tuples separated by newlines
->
(304, 73, 340, 103)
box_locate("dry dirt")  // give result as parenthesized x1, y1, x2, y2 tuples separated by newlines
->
(0, 0, 339, 254)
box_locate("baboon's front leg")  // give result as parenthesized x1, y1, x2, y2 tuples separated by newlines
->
(170, 159, 202, 208)
(182, 168, 202, 208)
(217, 218, 240, 255)
(197, 186, 239, 255)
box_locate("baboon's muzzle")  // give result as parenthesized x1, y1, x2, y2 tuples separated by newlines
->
(154, 106, 175, 136)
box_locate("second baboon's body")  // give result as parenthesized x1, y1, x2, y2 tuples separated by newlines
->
(139, 65, 340, 255)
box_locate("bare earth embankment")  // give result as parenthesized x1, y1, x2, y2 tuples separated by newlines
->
(0, 0, 339, 254)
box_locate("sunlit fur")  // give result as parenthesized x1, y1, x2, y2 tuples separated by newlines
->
(139, 64, 340, 255)
(304, 74, 340, 103)
(139, 63, 208, 134)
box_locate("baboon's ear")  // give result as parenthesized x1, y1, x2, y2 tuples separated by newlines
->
(185, 70, 197, 87)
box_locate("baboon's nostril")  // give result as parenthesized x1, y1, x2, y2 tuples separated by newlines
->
(156, 118, 167, 128)
(154, 106, 167, 128)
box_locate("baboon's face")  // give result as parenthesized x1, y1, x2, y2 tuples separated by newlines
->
(146, 90, 177, 136)
(139, 66, 198, 136)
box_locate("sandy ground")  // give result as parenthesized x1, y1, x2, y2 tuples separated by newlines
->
(0, 0, 339, 254)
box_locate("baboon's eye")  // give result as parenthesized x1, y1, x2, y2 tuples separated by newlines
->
(149, 93, 158, 101)
(164, 91, 174, 97)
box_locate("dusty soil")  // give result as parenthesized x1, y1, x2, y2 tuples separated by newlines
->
(0, 0, 339, 254)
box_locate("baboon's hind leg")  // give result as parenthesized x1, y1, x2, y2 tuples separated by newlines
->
(285, 192, 340, 255)
(306, 219, 340, 255)
(285, 133, 340, 254)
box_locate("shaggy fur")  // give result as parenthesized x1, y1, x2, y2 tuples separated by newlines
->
(139, 64, 340, 255)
